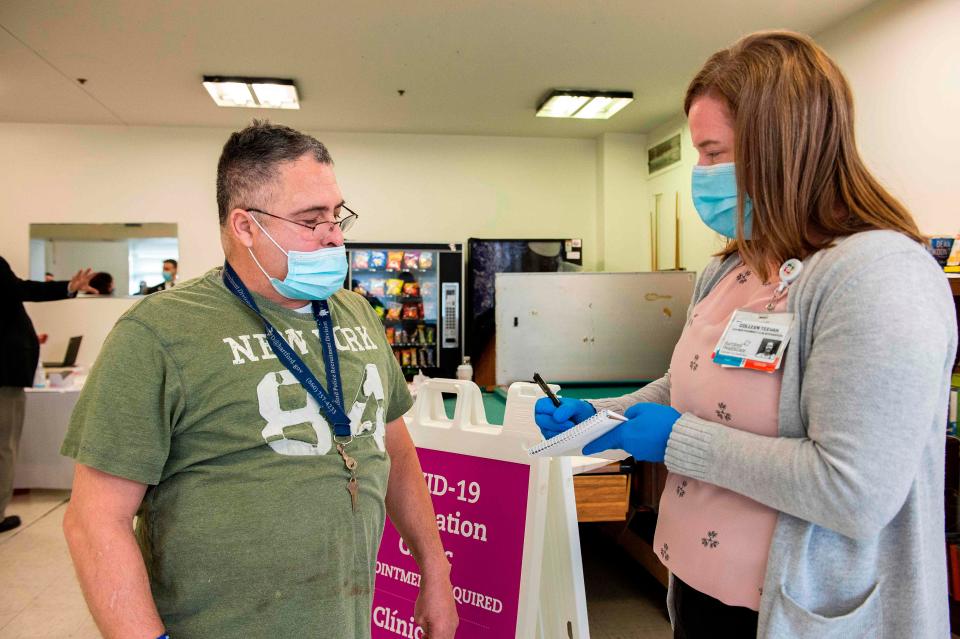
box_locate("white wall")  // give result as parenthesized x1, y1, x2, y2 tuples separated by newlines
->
(1, 123, 596, 365)
(594, 121, 725, 278)
(603, 0, 960, 277)
(642, 117, 724, 277)
(816, 0, 960, 236)
(28, 239, 45, 280)
(44, 239, 129, 290)
(596, 128, 722, 277)
(596, 132, 647, 272)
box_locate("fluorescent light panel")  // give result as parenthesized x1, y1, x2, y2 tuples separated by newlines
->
(536, 90, 633, 120)
(202, 76, 300, 110)
(537, 94, 591, 118)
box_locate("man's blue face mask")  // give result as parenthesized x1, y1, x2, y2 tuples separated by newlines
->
(248, 215, 347, 301)
(691, 162, 753, 239)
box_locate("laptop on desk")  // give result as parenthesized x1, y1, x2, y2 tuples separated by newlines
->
(43, 335, 82, 368)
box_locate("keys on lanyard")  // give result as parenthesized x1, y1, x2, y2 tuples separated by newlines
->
(337, 442, 360, 513)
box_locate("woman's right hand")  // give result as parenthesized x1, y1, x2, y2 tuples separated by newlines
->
(534, 397, 596, 438)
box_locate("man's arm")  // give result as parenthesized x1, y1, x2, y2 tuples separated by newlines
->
(384, 417, 458, 639)
(0, 257, 96, 301)
(63, 464, 165, 639)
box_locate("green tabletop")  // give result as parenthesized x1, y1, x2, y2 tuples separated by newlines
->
(441, 382, 649, 426)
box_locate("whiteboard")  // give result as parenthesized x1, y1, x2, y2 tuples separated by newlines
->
(495, 271, 695, 385)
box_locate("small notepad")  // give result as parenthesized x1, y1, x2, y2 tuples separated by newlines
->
(526, 409, 628, 457)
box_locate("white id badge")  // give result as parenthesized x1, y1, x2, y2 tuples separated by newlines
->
(712, 310, 794, 372)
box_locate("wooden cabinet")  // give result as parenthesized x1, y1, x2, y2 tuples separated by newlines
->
(574, 473, 630, 522)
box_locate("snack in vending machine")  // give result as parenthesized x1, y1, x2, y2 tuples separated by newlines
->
(403, 251, 420, 271)
(408, 323, 422, 344)
(352, 251, 370, 270)
(424, 325, 435, 344)
(387, 251, 404, 271)
(385, 327, 395, 345)
(419, 252, 434, 269)
(402, 302, 422, 320)
(421, 280, 436, 298)
(370, 251, 388, 269)
(395, 327, 407, 344)
(423, 346, 436, 367)
(369, 278, 386, 297)
(402, 282, 420, 297)
(385, 302, 402, 321)
(386, 279, 404, 296)
(422, 301, 437, 320)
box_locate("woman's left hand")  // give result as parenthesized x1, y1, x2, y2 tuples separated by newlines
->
(582, 402, 681, 462)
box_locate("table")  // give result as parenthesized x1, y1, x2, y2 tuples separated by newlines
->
(440, 381, 648, 426)
(441, 381, 648, 522)
(14, 387, 80, 489)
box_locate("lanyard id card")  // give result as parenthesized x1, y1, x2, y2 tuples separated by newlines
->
(711, 258, 802, 373)
(711, 310, 794, 372)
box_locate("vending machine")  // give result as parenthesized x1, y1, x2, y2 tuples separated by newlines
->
(345, 242, 463, 379)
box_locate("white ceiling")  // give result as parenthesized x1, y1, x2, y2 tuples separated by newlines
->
(0, 0, 878, 138)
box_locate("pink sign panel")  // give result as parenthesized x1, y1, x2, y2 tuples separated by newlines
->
(372, 447, 531, 638)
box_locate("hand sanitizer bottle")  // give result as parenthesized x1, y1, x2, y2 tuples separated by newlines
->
(456, 356, 473, 381)
(33, 361, 46, 388)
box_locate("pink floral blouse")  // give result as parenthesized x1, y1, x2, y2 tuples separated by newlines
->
(654, 263, 786, 610)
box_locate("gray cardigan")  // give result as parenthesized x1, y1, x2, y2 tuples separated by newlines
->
(591, 230, 957, 638)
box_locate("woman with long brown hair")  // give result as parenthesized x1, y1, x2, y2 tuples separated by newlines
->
(535, 31, 956, 637)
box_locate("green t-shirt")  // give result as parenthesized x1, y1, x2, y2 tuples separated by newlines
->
(61, 268, 413, 639)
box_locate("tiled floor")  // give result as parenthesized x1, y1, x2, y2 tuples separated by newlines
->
(0, 490, 99, 639)
(0, 491, 672, 638)
(581, 525, 673, 639)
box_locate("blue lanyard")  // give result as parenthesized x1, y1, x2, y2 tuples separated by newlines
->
(222, 262, 351, 437)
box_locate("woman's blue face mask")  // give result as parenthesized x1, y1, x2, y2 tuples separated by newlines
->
(248, 215, 347, 301)
(691, 162, 753, 239)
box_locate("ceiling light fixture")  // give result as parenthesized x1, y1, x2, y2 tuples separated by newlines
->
(536, 89, 633, 120)
(202, 76, 300, 110)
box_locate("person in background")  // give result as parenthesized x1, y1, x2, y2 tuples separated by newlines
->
(0, 257, 95, 533)
(61, 121, 457, 639)
(88, 272, 114, 296)
(44, 272, 54, 282)
(144, 258, 178, 294)
(535, 31, 957, 638)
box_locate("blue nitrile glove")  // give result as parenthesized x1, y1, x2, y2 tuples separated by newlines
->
(582, 402, 681, 462)
(534, 397, 596, 439)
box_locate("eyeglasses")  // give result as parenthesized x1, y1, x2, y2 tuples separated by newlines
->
(247, 204, 358, 236)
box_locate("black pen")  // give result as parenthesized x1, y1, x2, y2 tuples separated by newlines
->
(533, 372, 561, 407)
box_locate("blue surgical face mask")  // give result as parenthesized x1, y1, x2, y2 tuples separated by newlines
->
(162, 271, 174, 282)
(691, 162, 753, 239)
(248, 216, 347, 301)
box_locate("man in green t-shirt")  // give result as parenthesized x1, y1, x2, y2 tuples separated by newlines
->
(61, 121, 458, 639)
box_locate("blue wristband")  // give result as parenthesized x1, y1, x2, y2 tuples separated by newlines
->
(157, 634, 170, 639)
